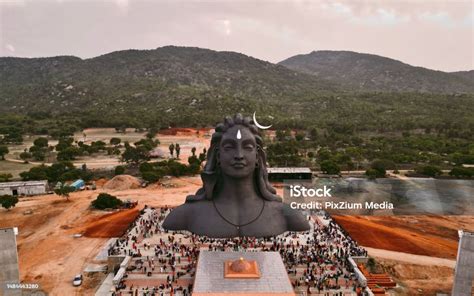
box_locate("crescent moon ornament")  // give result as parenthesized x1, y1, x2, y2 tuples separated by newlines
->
(253, 112, 272, 129)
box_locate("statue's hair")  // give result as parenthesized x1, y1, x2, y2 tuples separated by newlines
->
(185, 113, 281, 203)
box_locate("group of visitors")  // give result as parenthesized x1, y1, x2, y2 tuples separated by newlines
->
(109, 206, 370, 296)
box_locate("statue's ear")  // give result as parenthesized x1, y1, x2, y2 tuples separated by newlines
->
(201, 171, 217, 200)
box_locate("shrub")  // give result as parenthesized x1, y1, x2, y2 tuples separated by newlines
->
(91, 193, 123, 210)
(114, 165, 125, 175)
(142, 171, 162, 183)
(415, 165, 442, 177)
(449, 167, 473, 178)
(365, 168, 379, 179)
(320, 160, 340, 175)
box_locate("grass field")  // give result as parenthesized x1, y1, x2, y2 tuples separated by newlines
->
(0, 160, 35, 179)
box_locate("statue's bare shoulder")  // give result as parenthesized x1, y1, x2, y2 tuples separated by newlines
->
(280, 203, 310, 232)
(162, 203, 193, 230)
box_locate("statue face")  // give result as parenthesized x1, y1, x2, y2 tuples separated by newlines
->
(219, 125, 257, 179)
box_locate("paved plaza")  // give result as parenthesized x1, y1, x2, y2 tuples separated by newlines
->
(99, 206, 370, 296)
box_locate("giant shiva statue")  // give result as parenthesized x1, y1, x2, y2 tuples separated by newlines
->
(162, 114, 310, 238)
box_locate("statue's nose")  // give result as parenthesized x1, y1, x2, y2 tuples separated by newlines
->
(234, 155, 244, 161)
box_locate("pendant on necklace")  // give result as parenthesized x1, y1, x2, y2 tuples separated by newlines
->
(236, 226, 240, 229)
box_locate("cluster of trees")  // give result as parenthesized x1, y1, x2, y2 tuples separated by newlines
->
(19, 161, 92, 183)
(449, 166, 474, 178)
(56, 137, 109, 161)
(265, 124, 473, 178)
(139, 158, 202, 183)
(121, 137, 159, 165)
(20, 137, 51, 162)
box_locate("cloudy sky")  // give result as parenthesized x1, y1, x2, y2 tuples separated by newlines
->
(1, 0, 473, 71)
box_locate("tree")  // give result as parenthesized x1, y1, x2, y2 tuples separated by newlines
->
(0, 195, 18, 210)
(110, 137, 121, 146)
(415, 165, 442, 177)
(449, 167, 473, 178)
(369, 159, 393, 178)
(20, 165, 49, 181)
(320, 160, 340, 175)
(317, 148, 332, 162)
(55, 137, 74, 151)
(187, 155, 201, 174)
(29, 145, 47, 161)
(57, 146, 81, 161)
(115, 165, 125, 175)
(33, 137, 48, 148)
(0, 145, 9, 160)
(54, 184, 75, 201)
(175, 143, 181, 159)
(146, 127, 158, 139)
(365, 168, 379, 180)
(121, 145, 150, 165)
(169, 143, 175, 157)
(134, 138, 157, 151)
(20, 151, 32, 163)
(141, 171, 162, 183)
(0, 173, 13, 182)
(91, 193, 123, 210)
(295, 132, 305, 141)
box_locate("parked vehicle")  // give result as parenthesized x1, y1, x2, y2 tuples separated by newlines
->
(72, 274, 82, 286)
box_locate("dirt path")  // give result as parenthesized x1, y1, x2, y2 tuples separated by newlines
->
(364, 247, 456, 268)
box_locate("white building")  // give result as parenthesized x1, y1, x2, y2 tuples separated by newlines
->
(0, 180, 48, 196)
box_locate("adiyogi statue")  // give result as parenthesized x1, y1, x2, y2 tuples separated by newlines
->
(162, 114, 310, 238)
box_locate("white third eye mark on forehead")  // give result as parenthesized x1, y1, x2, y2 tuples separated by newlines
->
(236, 129, 242, 139)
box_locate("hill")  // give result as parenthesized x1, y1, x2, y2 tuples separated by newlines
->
(279, 50, 474, 93)
(0, 46, 336, 121)
(0, 46, 473, 135)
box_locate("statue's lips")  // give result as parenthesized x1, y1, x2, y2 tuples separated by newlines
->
(231, 163, 246, 168)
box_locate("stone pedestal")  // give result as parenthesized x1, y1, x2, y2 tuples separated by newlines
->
(193, 251, 295, 296)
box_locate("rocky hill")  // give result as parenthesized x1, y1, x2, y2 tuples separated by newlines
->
(279, 50, 474, 93)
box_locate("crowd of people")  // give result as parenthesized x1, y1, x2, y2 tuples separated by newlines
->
(108, 206, 370, 296)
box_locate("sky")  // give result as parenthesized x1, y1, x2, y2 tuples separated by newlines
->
(0, 0, 473, 72)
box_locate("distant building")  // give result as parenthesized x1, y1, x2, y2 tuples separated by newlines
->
(0, 180, 48, 196)
(267, 167, 312, 181)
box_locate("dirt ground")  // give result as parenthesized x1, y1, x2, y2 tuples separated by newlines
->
(3, 127, 212, 174)
(333, 215, 474, 259)
(334, 215, 474, 295)
(156, 127, 211, 163)
(0, 176, 200, 295)
(378, 258, 455, 296)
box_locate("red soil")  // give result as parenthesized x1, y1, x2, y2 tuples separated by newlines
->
(158, 127, 209, 136)
(333, 215, 474, 259)
(82, 208, 140, 238)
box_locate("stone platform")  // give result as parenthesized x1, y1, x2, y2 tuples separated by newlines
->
(193, 251, 295, 296)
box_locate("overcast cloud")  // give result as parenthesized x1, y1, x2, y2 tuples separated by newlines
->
(0, 0, 473, 71)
